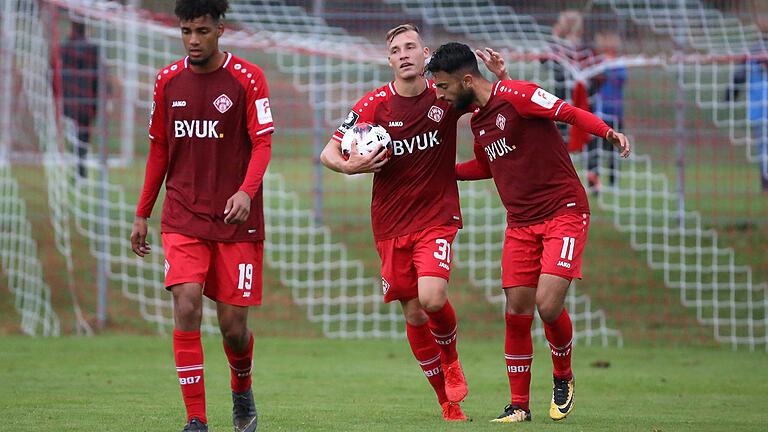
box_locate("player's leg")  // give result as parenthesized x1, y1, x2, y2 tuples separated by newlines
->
(163, 233, 211, 430)
(537, 213, 589, 421)
(378, 235, 466, 420)
(413, 226, 466, 403)
(172, 283, 208, 430)
(491, 226, 539, 423)
(400, 299, 467, 421)
(210, 241, 263, 432)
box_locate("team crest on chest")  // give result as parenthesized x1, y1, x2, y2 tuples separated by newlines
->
(427, 105, 444, 123)
(213, 94, 233, 114)
(496, 113, 506, 131)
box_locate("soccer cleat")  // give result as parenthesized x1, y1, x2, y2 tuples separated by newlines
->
(182, 417, 208, 432)
(441, 401, 469, 421)
(442, 359, 468, 402)
(232, 389, 259, 432)
(489, 404, 531, 423)
(550, 375, 575, 420)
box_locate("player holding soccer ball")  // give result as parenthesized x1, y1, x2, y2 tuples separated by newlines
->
(320, 24, 509, 421)
(427, 42, 631, 423)
(130, 1, 271, 431)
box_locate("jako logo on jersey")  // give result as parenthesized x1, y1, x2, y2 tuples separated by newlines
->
(172, 100, 187, 107)
(388, 121, 403, 127)
(427, 105, 444, 122)
(174, 120, 221, 138)
(392, 130, 440, 156)
(557, 260, 572, 269)
(213, 93, 233, 113)
(484, 137, 516, 162)
(381, 277, 390, 295)
(496, 113, 506, 130)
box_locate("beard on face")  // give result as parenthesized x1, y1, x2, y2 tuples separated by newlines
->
(452, 86, 475, 111)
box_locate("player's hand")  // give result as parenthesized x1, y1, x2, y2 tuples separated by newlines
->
(607, 129, 631, 158)
(224, 190, 251, 224)
(477, 47, 509, 80)
(130, 216, 151, 257)
(343, 140, 389, 174)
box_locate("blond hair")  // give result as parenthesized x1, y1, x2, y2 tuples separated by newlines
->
(386, 23, 423, 46)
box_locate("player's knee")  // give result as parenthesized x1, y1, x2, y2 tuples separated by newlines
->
(220, 326, 249, 350)
(420, 296, 447, 312)
(537, 304, 563, 323)
(174, 300, 202, 326)
(403, 307, 429, 326)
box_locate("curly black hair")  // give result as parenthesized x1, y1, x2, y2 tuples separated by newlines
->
(174, 0, 229, 22)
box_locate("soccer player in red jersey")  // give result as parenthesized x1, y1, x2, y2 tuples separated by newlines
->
(320, 24, 508, 421)
(426, 42, 631, 423)
(130, 1, 272, 431)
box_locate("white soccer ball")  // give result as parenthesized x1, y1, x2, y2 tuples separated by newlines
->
(340, 122, 392, 160)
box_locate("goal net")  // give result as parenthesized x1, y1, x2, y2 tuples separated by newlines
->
(2, 0, 766, 350)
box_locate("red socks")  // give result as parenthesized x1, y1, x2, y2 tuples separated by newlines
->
(424, 300, 458, 364)
(223, 332, 254, 393)
(173, 329, 206, 424)
(505, 314, 534, 411)
(406, 321, 448, 404)
(544, 308, 573, 380)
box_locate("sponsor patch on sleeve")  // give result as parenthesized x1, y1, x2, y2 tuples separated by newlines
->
(337, 110, 359, 135)
(255, 98, 273, 124)
(530, 87, 557, 109)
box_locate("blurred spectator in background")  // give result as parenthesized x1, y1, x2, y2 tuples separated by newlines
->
(546, 10, 594, 152)
(586, 29, 627, 194)
(60, 21, 99, 179)
(724, 13, 768, 194)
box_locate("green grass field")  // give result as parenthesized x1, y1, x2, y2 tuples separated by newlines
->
(2, 335, 766, 431)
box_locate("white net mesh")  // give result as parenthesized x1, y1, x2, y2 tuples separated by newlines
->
(4, 0, 766, 349)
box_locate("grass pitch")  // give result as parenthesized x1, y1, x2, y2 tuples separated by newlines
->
(2, 335, 766, 431)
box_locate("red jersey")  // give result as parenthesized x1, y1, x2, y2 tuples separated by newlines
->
(333, 80, 465, 241)
(136, 53, 274, 241)
(469, 80, 611, 227)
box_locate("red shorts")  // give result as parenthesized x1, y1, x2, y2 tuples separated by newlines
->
(161, 232, 263, 306)
(374, 225, 458, 303)
(501, 212, 589, 288)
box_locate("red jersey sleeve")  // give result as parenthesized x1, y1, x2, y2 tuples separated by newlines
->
(332, 90, 380, 142)
(136, 73, 169, 218)
(505, 81, 611, 139)
(239, 65, 273, 198)
(456, 140, 493, 180)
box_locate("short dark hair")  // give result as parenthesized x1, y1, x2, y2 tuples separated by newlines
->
(174, 0, 229, 22)
(426, 42, 481, 77)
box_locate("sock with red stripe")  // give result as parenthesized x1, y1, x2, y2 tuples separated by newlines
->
(544, 308, 573, 380)
(424, 300, 458, 364)
(173, 329, 206, 424)
(505, 314, 534, 411)
(406, 321, 448, 404)
(223, 331, 254, 393)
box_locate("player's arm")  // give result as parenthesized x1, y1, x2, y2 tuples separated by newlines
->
(456, 141, 493, 180)
(224, 66, 275, 225)
(555, 102, 631, 158)
(132, 80, 168, 257)
(320, 137, 388, 174)
(514, 82, 631, 158)
(476, 47, 510, 80)
(132, 137, 168, 257)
